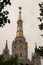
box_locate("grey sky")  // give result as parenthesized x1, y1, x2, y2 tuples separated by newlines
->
(0, 0, 43, 60)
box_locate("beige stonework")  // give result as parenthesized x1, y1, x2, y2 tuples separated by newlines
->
(3, 40, 10, 60)
(12, 37, 28, 59)
(32, 53, 41, 65)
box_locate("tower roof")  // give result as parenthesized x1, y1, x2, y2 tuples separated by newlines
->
(35, 43, 37, 49)
(5, 40, 8, 49)
(16, 7, 24, 38)
(35, 43, 38, 53)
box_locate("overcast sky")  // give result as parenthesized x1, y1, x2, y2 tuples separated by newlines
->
(0, 0, 43, 61)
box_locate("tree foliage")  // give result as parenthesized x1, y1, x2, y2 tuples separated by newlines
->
(0, 54, 18, 65)
(38, 2, 43, 30)
(0, 0, 11, 27)
(35, 46, 43, 57)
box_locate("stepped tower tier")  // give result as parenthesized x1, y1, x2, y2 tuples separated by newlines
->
(12, 7, 28, 59)
(16, 7, 24, 38)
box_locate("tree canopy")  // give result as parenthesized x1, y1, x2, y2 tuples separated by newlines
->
(0, 0, 11, 27)
(35, 46, 43, 57)
(0, 54, 18, 65)
(38, 2, 43, 31)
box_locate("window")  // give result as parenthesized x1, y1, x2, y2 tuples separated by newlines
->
(25, 47, 27, 49)
(26, 64, 28, 65)
(20, 45, 22, 48)
(19, 40, 22, 43)
(15, 46, 16, 48)
(20, 53, 22, 57)
(20, 63, 23, 65)
(15, 54, 18, 56)
(15, 54, 17, 56)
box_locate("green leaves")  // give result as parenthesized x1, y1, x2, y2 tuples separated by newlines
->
(38, 2, 43, 21)
(0, 0, 11, 27)
(0, 54, 18, 65)
(38, 2, 43, 31)
(35, 46, 43, 57)
(39, 23, 43, 30)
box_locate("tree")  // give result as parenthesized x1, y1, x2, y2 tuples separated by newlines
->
(0, 0, 11, 27)
(6, 55, 18, 65)
(38, 2, 43, 31)
(0, 54, 18, 65)
(0, 54, 4, 65)
(35, 46, 43, 57)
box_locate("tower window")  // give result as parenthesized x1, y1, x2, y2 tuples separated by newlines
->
(20, 63, 23, 65)
(20, 45, 22, 48)
(15, 46, 16, 48)
(15, 54, 18, 56)
(20, 53, 22, 57)
(15, 54, 17, 56)
(25, 47, 27, 49)
(19, 40, 22, 43)
(26, 64, 28, 65)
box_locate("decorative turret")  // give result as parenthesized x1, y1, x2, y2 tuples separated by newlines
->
(35, 43, 39, 55)
(32, 43, 41, 65)
(5, 40, 8, 50)
(35, 43, 37, 49)
(35, 43, 37, 53)
(16, 7, 24, 38)
(3, 40, 10, 60)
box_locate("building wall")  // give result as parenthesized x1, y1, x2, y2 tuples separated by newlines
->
(12, 37, 28, 59)
(32, 53, 41, 65)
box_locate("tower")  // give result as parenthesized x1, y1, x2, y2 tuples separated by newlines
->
(32, 43, 41, 65)
(3, 40, 10, 60)
(16, 7, 23, 37)
(12, 7, 32, 65)
(12, 7, 28, 59)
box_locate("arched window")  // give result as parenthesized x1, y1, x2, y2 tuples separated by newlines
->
(15, 54, 18, 56)
(20, 63, 23, 65)
(15, 46, 16, 48)
(20, 53, 22, 57)
(26, 64, 28, 65)
(20, 45, 22, 48)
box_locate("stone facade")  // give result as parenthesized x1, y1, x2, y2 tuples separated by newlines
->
(3, 40, 10, 61)
(12, 37, 33, 65)
(12, 7, 32, 65)
(12, 37, 28, 59)
(32, 53, 41, 65)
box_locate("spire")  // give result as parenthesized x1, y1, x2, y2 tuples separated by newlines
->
(5, 40, 8, 49)
(18, 7, 22, 20)
(16, 7, 24, 38)
(3, 40, 9, 60)
(35, 43, 37, 53)
(35, 43, 37, 49)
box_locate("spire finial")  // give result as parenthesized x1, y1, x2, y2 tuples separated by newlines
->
(5, 40, 8, 49)
(16, 7, 24, 37)
(18, 7, 22, 20)
(35, 43, 37, 49)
